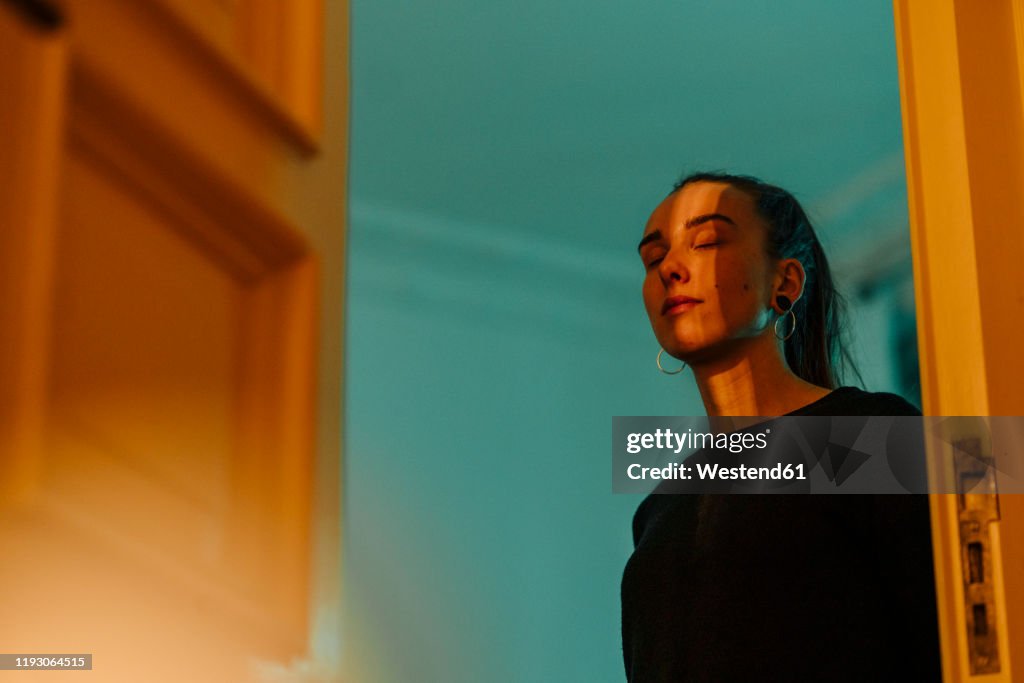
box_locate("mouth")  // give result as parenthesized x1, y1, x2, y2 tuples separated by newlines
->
(662, 295, 702, 316)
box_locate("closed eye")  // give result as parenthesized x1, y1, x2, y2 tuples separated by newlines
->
(646, 257, 664, 269)
(695, 242, 719, 250)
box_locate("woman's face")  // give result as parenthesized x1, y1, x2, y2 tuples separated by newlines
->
(639, 181, 781, 362)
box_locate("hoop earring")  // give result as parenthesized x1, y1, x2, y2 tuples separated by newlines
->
(774, 309, 796, 341)
(657, 348, 686, 375)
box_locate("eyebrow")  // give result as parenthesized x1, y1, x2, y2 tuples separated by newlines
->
(636, 213, 737, 253)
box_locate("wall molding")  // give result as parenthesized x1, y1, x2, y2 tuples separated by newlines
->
(349, 201, 646, 342)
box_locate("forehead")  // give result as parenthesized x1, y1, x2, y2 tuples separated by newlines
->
(644, 181, 760, 235)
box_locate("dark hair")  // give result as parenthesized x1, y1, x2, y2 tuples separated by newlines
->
(671, 171, 862, 390)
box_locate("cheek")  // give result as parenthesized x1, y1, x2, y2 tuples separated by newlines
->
(642, 275, 661, 312)
(706, 274, 749, 304)
(715, 251, 763, 293)
(704, 258, 766, 321)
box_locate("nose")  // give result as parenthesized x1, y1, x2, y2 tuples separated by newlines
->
(658, 246, 690, 283)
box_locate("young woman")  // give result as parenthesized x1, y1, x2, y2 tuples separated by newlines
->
(621, 172, 942, 681)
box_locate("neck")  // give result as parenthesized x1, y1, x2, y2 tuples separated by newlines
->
(689, 334, 832, 422)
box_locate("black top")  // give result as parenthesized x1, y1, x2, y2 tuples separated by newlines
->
(620, 386, 942, 682)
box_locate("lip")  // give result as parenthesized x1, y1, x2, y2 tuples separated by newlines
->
(662, 295, 702, 316)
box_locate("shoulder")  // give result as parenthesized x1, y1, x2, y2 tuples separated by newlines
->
(630, 493, 664, 548)
(816, 386, 922, 416)
(629, 493, 697, 549)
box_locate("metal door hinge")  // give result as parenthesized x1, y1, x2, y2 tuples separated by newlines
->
(955, 435, 1001, 674)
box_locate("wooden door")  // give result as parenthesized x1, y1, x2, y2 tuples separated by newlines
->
(0, 1, 346, 681)
(895, 0, 1024, 680)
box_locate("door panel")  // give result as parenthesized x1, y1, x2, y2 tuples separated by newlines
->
(0, 0, 336, 680)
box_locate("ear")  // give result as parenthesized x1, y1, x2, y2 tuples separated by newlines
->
(771, 258, 806, 313)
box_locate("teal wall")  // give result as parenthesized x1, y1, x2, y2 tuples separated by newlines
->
(343, 2, 915, 680)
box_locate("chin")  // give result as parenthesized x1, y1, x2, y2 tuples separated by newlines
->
(659, 333, 726, 364)
(660, 339, 705, 361)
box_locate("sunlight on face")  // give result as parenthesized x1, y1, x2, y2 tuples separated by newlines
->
(638, 181, 777, 362)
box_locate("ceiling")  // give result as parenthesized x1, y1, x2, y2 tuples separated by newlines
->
(349, 0, 910, 280)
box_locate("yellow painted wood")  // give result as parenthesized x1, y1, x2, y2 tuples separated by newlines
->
(0, 0, 345, 678)
(895, 0, 1024, 680)
(0, 3, 66, 507)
